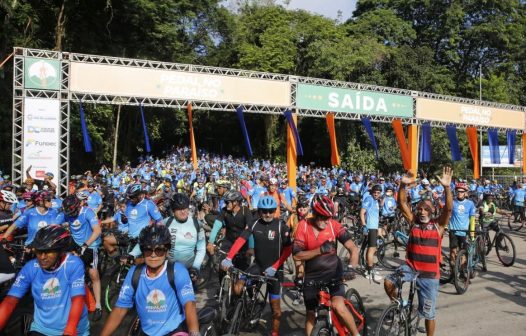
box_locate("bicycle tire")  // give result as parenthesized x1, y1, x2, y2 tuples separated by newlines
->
(127, 315, 141, 336)
(311, 319, 332, 336)
(453, 249, 471, 295)
(345, 288, 367, 336)
(377, 240, 405, 271)
(374, 302, 407, 336)
(227, 299, 244, 336)
(219, 276, 232, 324)
(495, 233, 516, 267)
(507, 217, 524, 231)
(485, 232, 492, 256)
(439, 250, 452, 285)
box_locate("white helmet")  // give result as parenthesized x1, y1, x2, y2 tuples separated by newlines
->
(0, 190, 18, 204)
(269, 177, 278, 185)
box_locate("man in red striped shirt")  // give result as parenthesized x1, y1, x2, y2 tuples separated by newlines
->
(384, 166, 453, 336)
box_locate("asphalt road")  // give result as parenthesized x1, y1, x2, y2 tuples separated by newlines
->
(90, 221, 526, 336)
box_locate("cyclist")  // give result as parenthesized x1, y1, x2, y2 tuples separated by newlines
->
(293, 195, 359, 336)
(0, 190, 18, 237)
(101, 225, 199, 336)
(511, 182, 525, 223)
(448, 181, 476, 268)
(266, 178, 293, 220)
(360, 184, 383, 282)
(86, 181, 103, 214)
(61, 195, 103, 321)
(102, 184, 162, 261)
(381, 186, 397, 231)
(221, 196, 292, 336)
(1, 191, 61, 246)
(0, 225, 89, 336)
(384, 166, 453, 336)
(164, 193, 206, 284)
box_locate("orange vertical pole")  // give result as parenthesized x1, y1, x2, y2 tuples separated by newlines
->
(522, 134, 526, 175)
(391, 119, 411, 170)
(466, 127, 480, 179)
(187, 103, 198, 170)
(325, 113, 341, 166)
(287, 112, 298, 189)
(408, 124, 419, 175)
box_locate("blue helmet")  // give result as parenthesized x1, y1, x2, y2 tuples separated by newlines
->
(258, 196, 277, 210)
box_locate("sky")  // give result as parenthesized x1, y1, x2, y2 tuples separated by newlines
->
(279, 0, 357, 21)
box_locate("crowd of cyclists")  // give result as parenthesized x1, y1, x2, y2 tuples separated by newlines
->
(0, 145, 521, 336)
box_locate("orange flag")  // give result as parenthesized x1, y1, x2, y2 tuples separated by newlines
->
(522, 134, 526, 175)
(325, 113, 340, 166)
(187, 103, 198, 170)
(391, 119, 411, 170)
(466, 127, 480, 179)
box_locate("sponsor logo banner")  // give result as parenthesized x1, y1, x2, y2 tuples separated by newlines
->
(481, 146, 523, 168)
(23, 98, 60, 186)
(24, 57, 61, 90)
(296, 83, 413, 117)
(416, 98, 525, 129)
(70, 62, 291, 106)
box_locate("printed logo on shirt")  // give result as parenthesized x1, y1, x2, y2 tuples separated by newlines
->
(181, 283, 194, 297)
(72, 219, 82, 228)
(130, 209, 138, 219)
(118, 284, 131, 299)
(146, 289, 167, 312)
(72, 276, 84, 288)
(268, 230, 276, 240)
(457, 204, 465, 214)
(37, 221, 48, 229)
(41, 277, 62, 299)
(13, 274, 25, 287)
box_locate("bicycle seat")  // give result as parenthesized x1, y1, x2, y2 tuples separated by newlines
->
(197, 306, 216, 325)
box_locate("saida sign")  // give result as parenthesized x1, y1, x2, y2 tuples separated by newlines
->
(24, 57, 61, 90)
(296, 83, 413, 117)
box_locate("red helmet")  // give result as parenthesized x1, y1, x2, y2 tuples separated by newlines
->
(22, 191, 34, 201)
(455, 182, 468, 191)
(311, 194, 334, 217)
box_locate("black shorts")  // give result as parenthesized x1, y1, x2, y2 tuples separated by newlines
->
(449, 234, 467, 250)
(367, 228, 378, 248)
(303, 280, 345, 311)
(243, 263, 282, 299)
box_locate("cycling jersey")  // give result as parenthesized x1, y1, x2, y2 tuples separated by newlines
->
(216, 206, 254, 245)
(350, 182, 362, 193)
(8, 254, 89, 336)
(362, 195, 380, 229)
(125, 198, 162, 238)
(165, 217, 206, 270)
(63, 206, 101, 248)
(116, 261, 195, 336)
(409, 185, 423, 203)
(50, 197, 62, 212)
(512, 188, 525, 206)
(381, 196, 396, 217)
(448, 198, 476, 237)
(14, 207, 61, 245)
(87, 191, 102, 211)
(249, 185, 266, 209)
(280, 187, 296, 207)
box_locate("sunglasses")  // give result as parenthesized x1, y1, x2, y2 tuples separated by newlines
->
(260, 209, 275, 214)
(142, 246, 168, 257)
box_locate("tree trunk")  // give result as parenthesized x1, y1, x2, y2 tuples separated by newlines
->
(54, 0, 67, 51)
(112, 105, 122, 171)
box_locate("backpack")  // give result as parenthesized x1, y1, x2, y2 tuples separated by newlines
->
(131, 261, 177, 295)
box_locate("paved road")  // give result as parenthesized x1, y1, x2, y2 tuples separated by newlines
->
(91, 222, 526, 335)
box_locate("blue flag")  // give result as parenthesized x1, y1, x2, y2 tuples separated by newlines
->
(361, 117, 378, 160)
(419, 122, 431, 163)
(139, 104, 151, 153)
(507, 130, 516, 164)
(236, 106, 253, 157)
(79, 101, 93, 153)
(283, 110, 304, 156)
(487, 129, 500, 164)
(446, 125, 462, 161)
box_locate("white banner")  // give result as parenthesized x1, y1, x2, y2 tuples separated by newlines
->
(23, 98, 60, 186)
(481, 145, 523, 168)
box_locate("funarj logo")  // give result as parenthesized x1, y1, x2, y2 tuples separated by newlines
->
(28, 60, 58, 88)
(38, 221, 47, 229)
(72, 219, 81, 228)
(458, 204, 465, 214)
(146, 289, 167, 312)
(41, 277, 62, 299)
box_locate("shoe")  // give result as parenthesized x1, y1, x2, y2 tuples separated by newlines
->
(92, 308, 102, 322)
(366, 270, 383, 283)
(482, 266, 487, 272)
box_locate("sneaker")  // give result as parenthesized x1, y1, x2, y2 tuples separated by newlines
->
(366, 270, 383, 283)
(92, 308, 102, 322)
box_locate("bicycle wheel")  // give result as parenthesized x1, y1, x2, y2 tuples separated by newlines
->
(219, 276, 232, 323)
(345, 288, 367, 336)
(104, 280, 121, 312)
(374, 302, 407, 336)
(453, 249, 471, 295)
(439, 250, 452, 285)
(495, 233, 516, 267)
(227, 299, 244, 336)
(507, 216, 524, 231)
(377, 240, 405, 270)
(127, 315, 141, 336)
(311, 319, 332, 336)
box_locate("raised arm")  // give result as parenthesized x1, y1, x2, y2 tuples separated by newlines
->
(436, 166, 453, 230)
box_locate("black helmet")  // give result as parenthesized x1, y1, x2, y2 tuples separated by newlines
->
(62, 195, 81, 217)
(171, 193, 190, 210)
(297, 197, 309, 208)
(126, 184, 143, 198)
(223, 190, 243, 202)
(139, 225, 171, 250)
(348, 191, 359, 202)
(385, 186, 395, 192)
(371, 184, 382, 192)
(31, 225, 72, 251)
(483, 191, 495, 199)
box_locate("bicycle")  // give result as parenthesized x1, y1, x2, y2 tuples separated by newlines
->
(308, 278, 367, 336)
(103, 238, 137, 312)
(452, 230, 486, 295)
(484, 219, 516, 267)
(224, 267, 277, 335)
(375, 268, 422, 336)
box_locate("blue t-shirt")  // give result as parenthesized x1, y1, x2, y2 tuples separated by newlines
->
(449, 199, 476, 237)
(14, 207, 61, 245)
(512, 188, 525, 206)
(64, 207, 101, 248)
(350, 182, 362, 193)
(280, 187, 296, 207)
(249, 185, 266, 209)
(8, 254, 89, 336)
(51, 197, 63, 212)
(126, 199, 163, 238)
(409, 186, 423, 204)
(362, 195, 380, 229)
(116, 261, 195, 336)
(381, 197, 397, 217)
(87, 191, 102, 212)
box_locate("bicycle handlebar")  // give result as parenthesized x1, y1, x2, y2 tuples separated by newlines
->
(228, 267, 278, 282)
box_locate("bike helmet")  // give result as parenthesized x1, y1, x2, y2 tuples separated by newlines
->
(348, 191, 359, 202)
(269, 177, 278, 185)
(126, 184, 143, 198)
(30, 225, 72, 251)
(297, 197, 309, 208)
(62, 195, 81, 217)
(45, 172, 54, 179)
(223, 190, 243, 203)
(483, 191, 495, 199)
(76, 190, 90, 201)
(311, 194, 334, 217)
(385, 186, 394, 192)
(215, 180, 231, 189)
(258, 196, 277, 210)
(0, 190, 18, 204)
(139, 224, 172, 250)
(371, 184, 382, 192)
(22, 191, 34, 201)
(32, 191, 51, 203)
(170, 193, 190, 210)
(455, 182, 468, 191)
